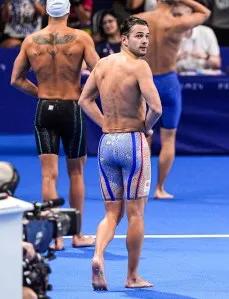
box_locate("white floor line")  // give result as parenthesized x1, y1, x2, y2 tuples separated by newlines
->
(64, 234, 229, 239)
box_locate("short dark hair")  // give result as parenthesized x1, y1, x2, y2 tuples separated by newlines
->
(120, 16, 148, 36)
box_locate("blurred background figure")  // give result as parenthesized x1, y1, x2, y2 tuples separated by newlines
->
(197, 0, 229, 46)
(95, 9, 121, 58)
(113, 0, 157, 23)
(0, 0, 46, 48)
(177, 25, 221, 73)
(92, 1, 157, 45)
(68, 0, 93, 34)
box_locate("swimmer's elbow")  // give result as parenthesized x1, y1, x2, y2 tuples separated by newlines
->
(10, 76, 20, 88)
(78, 98, 84, 107)
(205, 8, 211, 19)
(155, 105, 163, 117)
(153, 102, 162, 117)
(78, 97, 88, 108)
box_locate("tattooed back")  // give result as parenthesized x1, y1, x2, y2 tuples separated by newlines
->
(25, 27, 90, 100)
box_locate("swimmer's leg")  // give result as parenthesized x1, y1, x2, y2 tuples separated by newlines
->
(125, 198, 153, 288)
(66, 156, 94, 247)
(154, 128, 176, 199)
(92, 200, 125, 290)
(39, 154, 64, 250)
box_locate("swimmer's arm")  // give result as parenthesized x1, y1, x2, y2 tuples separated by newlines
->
(78, 69, 104, 128)
(82, 32, 100, 71)
(173, 0, 211, 32)
(137, 61, 162, 132)
(11, 39, 38, 98)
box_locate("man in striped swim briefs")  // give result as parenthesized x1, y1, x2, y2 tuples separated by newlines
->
(11, 0, 99, 249)
(79, 16, 162, 290)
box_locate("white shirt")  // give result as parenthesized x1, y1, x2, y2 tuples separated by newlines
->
(177, 25, 220, 71)
(4, 0, 45, 38)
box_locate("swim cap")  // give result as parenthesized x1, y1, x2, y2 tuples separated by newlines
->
(46, 0, 71, 17)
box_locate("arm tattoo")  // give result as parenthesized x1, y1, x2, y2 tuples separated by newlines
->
(32, 33, 76, 58)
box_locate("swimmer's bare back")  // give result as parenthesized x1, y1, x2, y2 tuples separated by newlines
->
(137, 0, 210, 75)
(18, 26, 99, 100)
(93, 53, 148, 133)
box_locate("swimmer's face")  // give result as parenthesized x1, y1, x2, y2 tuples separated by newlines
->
(102, 14, 119, 36)
(123, 25, 149, 57)
(172, 4, 193, 17)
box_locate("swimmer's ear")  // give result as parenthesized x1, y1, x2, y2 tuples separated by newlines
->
(121, 34, 128, 47)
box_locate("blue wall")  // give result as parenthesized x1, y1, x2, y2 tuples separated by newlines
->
(1, 48, 229, 155)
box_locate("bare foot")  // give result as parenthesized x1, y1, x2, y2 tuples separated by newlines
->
(92, 257, 108, 291)
(72, 234, 95, 248)
(125, 276, 154, 288)
(54, 236, 65, 251)
(153, 189, 174, 199)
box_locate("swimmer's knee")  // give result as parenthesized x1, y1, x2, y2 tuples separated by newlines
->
(66, 155, 87, 176)
(126, 198, 145, 219)
(42, 171, 58, 182)
(160, 128, 177, 144)
(117, 204, 125, 224)
(105, 199, 125, 223)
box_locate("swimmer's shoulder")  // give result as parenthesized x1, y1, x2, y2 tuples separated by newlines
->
(20, 32, 39, 49)
(96, 53, 120, 67)
(129, 58, 150, 71)
(72, 28, 95, 44)
(131, 59, 152, 79)
(135, 10, 159, 25)
(92, 54, 120, 77)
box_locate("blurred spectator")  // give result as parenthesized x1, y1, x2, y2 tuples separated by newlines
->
(0, 0, 46, 48)
(68, 0, 93, 34)
(95, 10, 121, 58)
(177, 25, 221, 73)
(197, 0, 229, 46)
(113, 0, 157, 23)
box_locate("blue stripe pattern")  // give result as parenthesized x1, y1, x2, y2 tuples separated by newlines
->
(98, 135, 115, 201)
(127, 132, 137, 200)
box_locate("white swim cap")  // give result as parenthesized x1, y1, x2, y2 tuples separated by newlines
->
(46, 0, 71, 17)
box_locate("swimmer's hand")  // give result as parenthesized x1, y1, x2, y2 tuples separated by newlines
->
(145, 129, 154, 138)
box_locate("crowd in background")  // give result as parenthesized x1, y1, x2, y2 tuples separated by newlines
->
(0, 0, 228, 73)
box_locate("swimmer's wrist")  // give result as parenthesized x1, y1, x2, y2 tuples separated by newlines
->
(145, 129, 154, 137)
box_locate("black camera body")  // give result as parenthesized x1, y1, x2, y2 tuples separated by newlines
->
(24, 208, 81, 253)
(23, 250, 54, 299)
(23, 198, 81, 298)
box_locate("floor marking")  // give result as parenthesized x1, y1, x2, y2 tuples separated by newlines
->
(64, 234, 229, 239)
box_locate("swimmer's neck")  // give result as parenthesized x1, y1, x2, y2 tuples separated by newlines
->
(47, 16, 68, 27)
(121, 46, 140, 60)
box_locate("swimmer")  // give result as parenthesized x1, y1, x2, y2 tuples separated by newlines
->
(136, 0, 210, 199)
(79, 16, 162, 290)
(11, 0, 100, 249)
